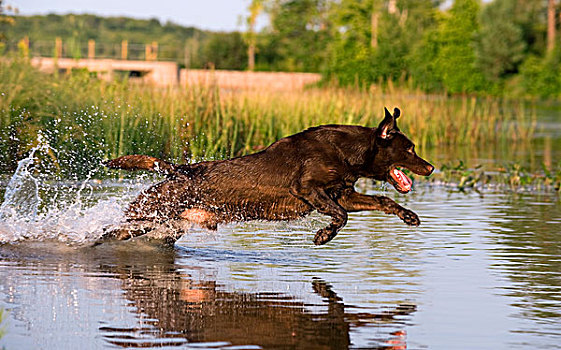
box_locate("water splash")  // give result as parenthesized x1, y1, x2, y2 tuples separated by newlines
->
(0, 133, 139, 245)
(0, 133, 49, 220)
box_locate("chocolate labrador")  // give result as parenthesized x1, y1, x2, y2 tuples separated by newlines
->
(101, 107, 434, 245)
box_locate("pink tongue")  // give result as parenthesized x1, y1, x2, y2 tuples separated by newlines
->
(391, 168, 412, 191)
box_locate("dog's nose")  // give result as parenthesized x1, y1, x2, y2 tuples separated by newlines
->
(426, 164, 435, 175)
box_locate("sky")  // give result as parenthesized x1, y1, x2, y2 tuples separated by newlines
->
(10, 0, 263, 32)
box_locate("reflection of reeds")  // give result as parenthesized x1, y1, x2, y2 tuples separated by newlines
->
(0, 308, 6, 340)
(0, 59, 537, 177)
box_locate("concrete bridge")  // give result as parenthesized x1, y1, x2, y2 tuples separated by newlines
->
(31, 57, 179, 86)
(30, 57, 321, 90)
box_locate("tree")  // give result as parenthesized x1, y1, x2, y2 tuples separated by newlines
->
(325, 0, 378, 85)
(547, 0, 556, 53)
(371, 0, 382, 48)
(434, 0, 487, 93)
(264, 0, 332, 72)
(246, 0, 263, 71)
(474, 0, 527, 80)
(326, 0, 439, 86)
(519, 49, 561, 98)
(0, 0, 17, 44)
(201, 32, 247, 70)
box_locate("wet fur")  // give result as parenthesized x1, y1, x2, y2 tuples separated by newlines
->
(101, 107, 434, 245)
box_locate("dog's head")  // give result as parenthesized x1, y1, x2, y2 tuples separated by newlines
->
(370, 107, 434, 193)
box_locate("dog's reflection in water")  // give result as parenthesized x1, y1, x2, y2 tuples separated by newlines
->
(96, 244, 414, 349)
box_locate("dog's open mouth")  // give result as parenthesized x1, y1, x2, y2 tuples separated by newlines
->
(389, 167, 412, 193)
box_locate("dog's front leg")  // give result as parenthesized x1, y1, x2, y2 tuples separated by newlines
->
(291, 185, 348, 245)
(338, 189, 420, 226)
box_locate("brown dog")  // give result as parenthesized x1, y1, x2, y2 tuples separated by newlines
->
(101, 107, 433, 245)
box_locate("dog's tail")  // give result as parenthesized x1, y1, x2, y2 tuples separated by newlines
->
(104, 155, 176, 175)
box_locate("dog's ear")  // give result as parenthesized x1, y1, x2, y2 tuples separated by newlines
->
(377, 107, 399, 139)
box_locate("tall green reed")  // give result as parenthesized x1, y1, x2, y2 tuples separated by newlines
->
(0, 59, 536, 178)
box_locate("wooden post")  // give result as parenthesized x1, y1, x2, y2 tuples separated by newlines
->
(145, 41, 158, 61)
(121, 40, 128, 60)
(88, 39, 95, 59)
(55, 37, 62, 59)
(145, 43, 152, 61)
(184, 46, 190, 68)
(152, 41, 158, 60)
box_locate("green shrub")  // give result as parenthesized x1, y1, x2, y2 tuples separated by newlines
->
(519, 51, 561, 99)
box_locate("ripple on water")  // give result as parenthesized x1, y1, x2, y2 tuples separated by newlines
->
(0, 181, 560, 349)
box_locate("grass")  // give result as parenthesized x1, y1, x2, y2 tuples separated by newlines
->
(0, 58, 537, 179)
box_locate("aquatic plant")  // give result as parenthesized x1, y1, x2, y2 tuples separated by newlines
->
(426, 160, 561, 193)
(0, 59, 537, 178)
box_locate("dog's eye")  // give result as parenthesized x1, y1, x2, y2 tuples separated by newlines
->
(407, 147, 415, 154)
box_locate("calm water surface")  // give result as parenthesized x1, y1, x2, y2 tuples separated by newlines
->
(1, 105, 560, 349)
(0, 183, 560, 349)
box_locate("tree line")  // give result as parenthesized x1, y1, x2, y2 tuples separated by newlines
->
(2, 0, 561, 98)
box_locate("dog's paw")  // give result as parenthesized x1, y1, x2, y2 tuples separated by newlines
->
(99, 227, 134, 241)
(313, 228, 337, 245)
(398, 209, 420, 226)
(96, 223, 154, 245)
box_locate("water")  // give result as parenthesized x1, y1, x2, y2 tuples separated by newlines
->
(0, 175, 560, 349)
(425, 105, 561, 172)
(0, 112, 560, 349)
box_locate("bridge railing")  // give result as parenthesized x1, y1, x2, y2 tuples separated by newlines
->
(3, 37, 190, 63)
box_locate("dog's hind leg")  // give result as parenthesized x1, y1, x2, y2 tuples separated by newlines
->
(179, 208, 218, 230)
(144, 220, 189, 243)
(96, 219, 189, 245)
(95, 220, 156, 245)
(338, 189, 420, 226)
